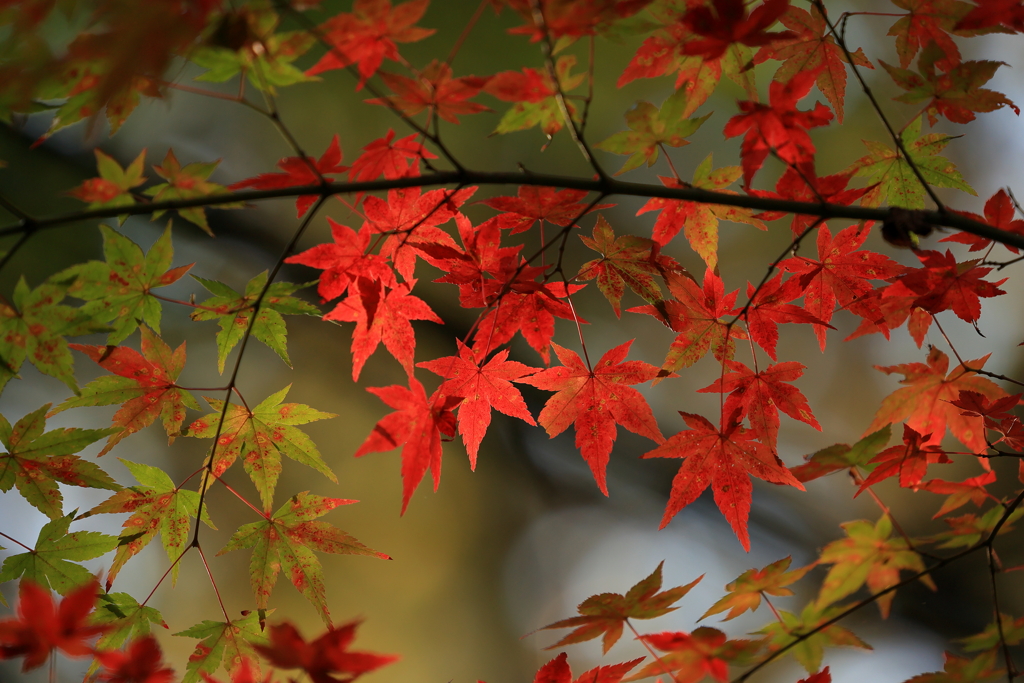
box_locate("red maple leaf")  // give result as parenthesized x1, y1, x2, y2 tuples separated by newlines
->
(942, 189, 1024, 253)
(858, 423, 951, 491)
(356, 378, 460, 513)
(348, 130, 437, 183)
(367, 60, 491, 124)
(481, 186, 614, 234)
(285, 218, 396, 302)
(94, 635, 175, 683)
(956, 0, 1024, 31)
(920, 470, 998, 517)
(643, 412, 804, 550)
(521, 340, 665, 495)
(255, 620, 398, 683)
(753, 167, 870, 236)
(778, 223, 905, 350)
(229, 135, 346, 218)
(950, 390, 1024, 451)
(681, 0, 797, 60)
(504, 0, 654, 40)
(723, 68, 834, 186)
(305, 0, 435, 84)
(530, 652, 644, 683)
(889, 0, 974, 71)
(890, 249, 1006, 323)
(0, 579, 108, 672)
(866, 346, 1009, 453)
(418, 341, 538, 468)
(430, 215, 522, 308)
(324, 279, 442, 381)
(697, 360, 821, 449)
(740, 273, 831, 360)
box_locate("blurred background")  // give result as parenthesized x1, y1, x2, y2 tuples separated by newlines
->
(2, 1, 1024, 682)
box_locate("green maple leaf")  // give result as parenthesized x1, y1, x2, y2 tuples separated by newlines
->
(595, 89, 711, 175)
(57, 223, 193, 345)
(843, 114, 976, 208)
(960, 613, 1024, 652)
(0, 404, 119, 519)
(924, 505, 1024, 548)
(187, 386, 337, 511)
(816, 515, 933, 618)
(576, 215, 666, 317)
(145, 149, 240, 235)
(218, 491, 389, 625)
(0, 276, 110, 394)
(66, 149, 147, 217)
(790, 425, 891, 483)
(175, 610, 268, 683)
(906, 651, 1002, 683)
(759, 601, 872, 673)
(539, 561, 702, 653)
(52, 325, 199, 456)
(0, 512, 119, 594)
(190, 8, 316, 94)
(80, 458, 214, 588)
(189, 272, 320, 373)
(700, 556, 812, 622)
(86, 591, 167, 676)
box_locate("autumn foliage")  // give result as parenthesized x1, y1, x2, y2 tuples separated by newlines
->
(1, 0, 1024, 682)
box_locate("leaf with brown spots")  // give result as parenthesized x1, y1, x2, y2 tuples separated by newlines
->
(218, 492, 390, 626)
(0, 404, 119, 520)
(52, 326, 199, 456)
(187, 385, 337, 512)
(79, 458, 214, 590)
(174, 610, 268, 683)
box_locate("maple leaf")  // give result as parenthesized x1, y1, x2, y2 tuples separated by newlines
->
(882, 41, 1018, 125)
(94, 635, 175, 683)
(305, 0, 435, 84)
(485, 55, 585, 137)
(0, 275, 109, 394)
(54, 326, 200, 456)
(286, 219, 396, 303)
(890, 249, 1006, 323)
(577, 215, 671, 316)
(778, 223, 905, 350)
(629, 269, 744, 374)
(0, 578, 109, 672)
(347, 129, 437, 183)
(680, 0, 796, 60)
(255, 620, 399, 683)
(90, 591, 168, 655)
(188, 386, 337, 511)
(531, 652, 644, 683)
(219, 492, 389, 625)
(521, 340, 664, 495)
(753, 4, 873, 123)
(758, 601, 872, 673)
(904, 650, 1002, 683)
(960, 613, 1024, 652)
(866, 346, 1008, 453)
(0, 512, 118, 595)
(481, 185, 613, 234)
(843, 114, 976, 208)
(636, 155, 765, 269)
(503, 0, 655, 40)
(356, 378, 460, 513)
(429, 215, 523, 307)
(190, 272, 321, 373)
(643, 411, 804, 550)
(81, 458, 213, 589)
(625, 628, 763, 683)
(887, 0, 978, 71)
(229, 135, 347, 218)
(956, 0, 1024, 31)
(67, 149, 147, 215)
(539, 561, 702, 652)
(857, 423, 951, 491)
(175, 610, 268, 683)
(595, 89, 711, 175)
(697, 360, 821, 450)
(145, 149, 238, 236)
(754, 167, 870, 237)
(923, 504, 1024, 548)
(0, 404, 118, 520)
(325, 280, 442, 381)
(941, 189, 1024, 252)
(816, 514, 934, 618)
(740, 274, 831, 360)
(58, 223, 193, 345)
(791, 425, 892, 483)
(417, 342, 537, 468)
(723, 68, 834, 186)
(921, 470, 997, 518)
(367, 60, 491, 123)
(700, 556, 812, 621)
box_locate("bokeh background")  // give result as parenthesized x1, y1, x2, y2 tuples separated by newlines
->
(2, 1, 1024, 682)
